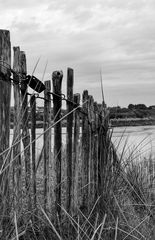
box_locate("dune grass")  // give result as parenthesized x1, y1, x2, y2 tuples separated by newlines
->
(0, 128, 155, 240)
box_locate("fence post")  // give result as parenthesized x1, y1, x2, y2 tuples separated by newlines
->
(52, 71, 63, 219)
(66, 68, 74, 214)
(30, 94, 37, 217)
(0, 29, 11, 222)
(97, 104, 103, 203)
(13, 46, 22, 213)
(97, 104, 109, 217)
(72, 93, 80, 213)
(43, 81, 51, 213)
(81, 90, 89, 214)
(93, 102, 99, 201)
(20, 51, 31, 211)
(88, 95, 95, 209)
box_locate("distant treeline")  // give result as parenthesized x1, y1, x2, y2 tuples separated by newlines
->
(108, 104, 155, 120)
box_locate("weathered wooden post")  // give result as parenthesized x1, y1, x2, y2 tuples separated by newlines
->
(72, 93, 80, 213)
(97, 104, 109, 217)
(20, 51, 31, 211)
(0, 29, 11, 217)
(43, 81, 51, 212)
(66, 68, 74, 214)
(13, 46, 22, 212)
(88, 95, 95, 209)
(93, 102, 99, 201)
(30, 94, 37, 216)
(97, 104, 103, 204)
(81, 90, 90, 213)
(52, 71, 63, 219)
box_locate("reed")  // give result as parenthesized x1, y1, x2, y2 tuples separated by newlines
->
(0, 129, 155, 239)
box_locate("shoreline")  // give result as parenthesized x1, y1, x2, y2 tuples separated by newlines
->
(110, 119, 155, 127)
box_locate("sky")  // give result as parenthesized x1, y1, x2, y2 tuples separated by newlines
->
(0, 0, 155, 107)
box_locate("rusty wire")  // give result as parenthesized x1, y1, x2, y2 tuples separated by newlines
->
(0, 61, 108, 124)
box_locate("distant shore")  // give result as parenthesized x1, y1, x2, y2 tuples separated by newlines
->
(110, 118, 155, 127)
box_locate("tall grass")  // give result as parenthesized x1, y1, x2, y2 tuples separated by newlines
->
(0, 127, 155, 239)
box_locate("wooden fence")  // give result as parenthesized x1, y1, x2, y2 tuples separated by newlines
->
(0, 30, 116, 225)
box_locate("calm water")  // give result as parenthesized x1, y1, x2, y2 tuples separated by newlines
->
(112, 125, 155, 158)
(10, 125, 155, 158)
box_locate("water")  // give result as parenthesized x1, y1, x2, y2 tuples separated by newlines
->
(112, 125, 155, 158)
(10, 128, 67, 157)
(10, 125, 155, 158)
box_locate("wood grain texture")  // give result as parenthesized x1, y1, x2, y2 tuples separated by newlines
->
(0, 30, 11, 167)
(20, 51, 31, 211)
(81, 90, 90, 213)
(66, 68, 74, 214)
(13, 46, 22, 212)
(43, 80, 51, 213)
(0, 30, 11, 226)
(0, 30, 11, 197)
(30, 94, 37, 217)
(72, 93, 80, 213)
(52, 71, 63, 219)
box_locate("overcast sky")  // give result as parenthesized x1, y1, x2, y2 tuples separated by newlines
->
(1, 0, 155, 107)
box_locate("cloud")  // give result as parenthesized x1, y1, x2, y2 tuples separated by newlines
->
(0, 0, 49, 10)
(0, 0, 155, 106)
(105, 82, 155, 107)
